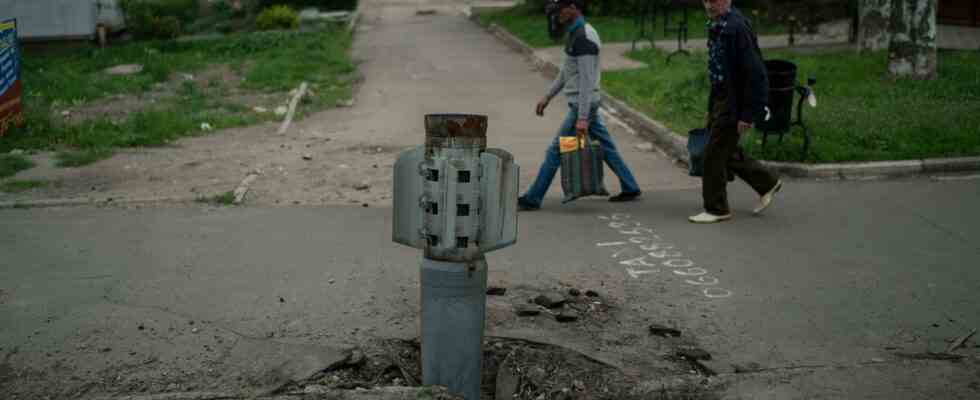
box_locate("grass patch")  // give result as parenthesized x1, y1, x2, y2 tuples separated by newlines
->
(603, 48, 980, 162)
(477, 6, 784, 48)
(0, 180, 50, 193)
(3, 26, 355, 165)
(0, 155, 35, 178)
(196, 191, 237, 206)
(56, 148, 116, 167)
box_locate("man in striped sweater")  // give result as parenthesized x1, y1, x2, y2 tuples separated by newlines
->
(518, 0, 641, 211)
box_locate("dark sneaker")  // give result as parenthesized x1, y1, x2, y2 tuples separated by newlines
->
(608, 191, 641, 202)
(518, 196, 540, 211)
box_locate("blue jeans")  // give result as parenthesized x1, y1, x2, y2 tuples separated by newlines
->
(522, 102, 640, 207)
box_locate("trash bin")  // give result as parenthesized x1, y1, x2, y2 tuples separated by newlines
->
(545, 1, 563, 40)
(758, 59, 797, 132)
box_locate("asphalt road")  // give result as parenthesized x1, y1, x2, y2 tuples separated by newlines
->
(3, 176, 979, 399)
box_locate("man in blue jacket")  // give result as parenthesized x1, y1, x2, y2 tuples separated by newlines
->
(518, 0, 641, 211)
(690, 0, 783, 224)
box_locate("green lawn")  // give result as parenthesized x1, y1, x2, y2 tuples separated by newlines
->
(1, 26, 355, 166)
(0, 154, 35, 178)
(196, 190, 237, 206)
(477, 6, 785, 48)
(0, 179, 50, 193)
(603, 48, 980, 162)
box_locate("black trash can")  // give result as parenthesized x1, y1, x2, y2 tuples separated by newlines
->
(758, 59, 797, 132)
(546, 1, 563, 40)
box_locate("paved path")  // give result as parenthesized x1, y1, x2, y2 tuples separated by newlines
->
(537, 20, 977, 72)
(537, 33, 853, 72)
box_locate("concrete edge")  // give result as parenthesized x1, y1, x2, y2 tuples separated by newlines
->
(0, 196, 201, 210)
(346, 10, 362, 33)
(469, 12, 980, 180)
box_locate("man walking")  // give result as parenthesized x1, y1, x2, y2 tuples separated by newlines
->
(518, 0, 641, 211)
(690, 0, 782, 224)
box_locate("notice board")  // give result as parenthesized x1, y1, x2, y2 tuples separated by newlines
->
(1, 19, 24, 137)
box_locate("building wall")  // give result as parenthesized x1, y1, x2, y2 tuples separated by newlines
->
(0, 0, 100, 40)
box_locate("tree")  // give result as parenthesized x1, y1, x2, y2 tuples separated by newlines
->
(858, 0, 891, 51)
(887, 0, 937, 79)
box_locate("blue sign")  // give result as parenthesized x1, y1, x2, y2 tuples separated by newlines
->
(0, 18, 23, 137)
(0, 19, 20, 96)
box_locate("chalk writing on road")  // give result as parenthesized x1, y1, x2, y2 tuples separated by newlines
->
(597, 213, 732, 299)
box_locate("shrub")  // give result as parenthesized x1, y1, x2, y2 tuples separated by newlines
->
(215, 21, 236, 34)
(210, 0, 253, 18)
(257, 0, 357, 11)
(152, 15, 182, 39)
(256, 5, 299, 30)
(120, 0, 199, 39)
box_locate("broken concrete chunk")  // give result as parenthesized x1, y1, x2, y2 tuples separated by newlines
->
(514, 304, 541, 317)
(495, 352, 519, 400)
(676, 347, 711, 361)
(220, 339, 349, 396)
(555, 310, 579, 323)
(486, 286, 507, 296)
(895, 352, 965, 361)
(105, 64, 143, 75)
(634, 142, 655, 152)
(302, 153, 314, 161)
(946, 329, 977, 353)
(299, 9, 353, 22)
(732, 362, 762, 373)
(345, 349, 366, 367)
(648, 324, 682, 338)
(533, 292, 567, 309)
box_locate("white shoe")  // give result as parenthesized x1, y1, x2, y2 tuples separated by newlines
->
(688, 212, 732, 224)
(753, 180, 783, 215)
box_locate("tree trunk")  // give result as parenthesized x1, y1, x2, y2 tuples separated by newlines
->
(858, 0, 892, 51)
(887, 0, 937, 79)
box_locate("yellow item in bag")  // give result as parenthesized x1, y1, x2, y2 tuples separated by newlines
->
(559, 136, 584, 154)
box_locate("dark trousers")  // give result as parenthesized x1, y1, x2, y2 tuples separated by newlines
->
(702, 119, 779, 215)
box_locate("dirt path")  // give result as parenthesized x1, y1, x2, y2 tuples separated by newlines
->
(1, 0, 696, 208)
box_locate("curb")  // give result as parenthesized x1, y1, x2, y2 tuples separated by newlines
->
(475, 15, 980, 179)
(346, 10, 361, 33)
(0, 196, 201, 210)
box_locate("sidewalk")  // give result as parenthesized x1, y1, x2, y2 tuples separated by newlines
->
(537, 33, 852, 72)
(528, 20, 976, 73)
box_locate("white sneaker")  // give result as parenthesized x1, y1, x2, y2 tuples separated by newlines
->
(753, 180, 783, 215)
(688, 212, 732, 224)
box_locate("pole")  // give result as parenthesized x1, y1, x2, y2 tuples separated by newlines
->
(420, 256, 488, 400)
